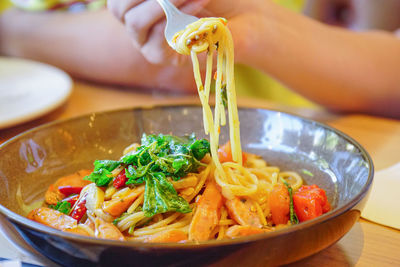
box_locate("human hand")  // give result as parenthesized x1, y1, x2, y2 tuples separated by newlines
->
(107, 0, 268, 65)
(107, 0, 212, 65)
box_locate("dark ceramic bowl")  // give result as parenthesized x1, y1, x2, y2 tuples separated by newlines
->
(0, 106, 373, 267)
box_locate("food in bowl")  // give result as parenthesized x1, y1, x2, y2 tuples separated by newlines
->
(0, 106, 372, 266)
(27, 133, 331, 243)
(26, 17, 334, 243)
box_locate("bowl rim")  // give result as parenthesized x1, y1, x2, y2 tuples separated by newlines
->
(0, 104, 374, 249)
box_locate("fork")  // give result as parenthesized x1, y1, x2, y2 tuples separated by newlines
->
(156, 0, 199, 48)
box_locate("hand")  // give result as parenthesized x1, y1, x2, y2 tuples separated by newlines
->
(107, 0, 211, 65)
(107, 0, 268, 65)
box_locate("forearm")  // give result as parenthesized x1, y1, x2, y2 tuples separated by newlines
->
(0, 9, 196, 93)
(235, 1, 400, 116)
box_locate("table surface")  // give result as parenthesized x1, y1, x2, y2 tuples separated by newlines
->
(1, 80, 399, 266)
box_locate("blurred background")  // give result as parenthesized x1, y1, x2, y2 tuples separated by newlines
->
(1, 0, 399, 110)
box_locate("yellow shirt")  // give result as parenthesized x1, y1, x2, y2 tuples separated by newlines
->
(235, 0, 317, 108)
(0, 0, 11, 12)
(235, 64, 315, 108)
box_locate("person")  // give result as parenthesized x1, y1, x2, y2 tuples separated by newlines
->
(0, 0, 324, 109)
(107, 0, 400, 117)
(1, 1, 400, 117)
(0, 0, 201, 93)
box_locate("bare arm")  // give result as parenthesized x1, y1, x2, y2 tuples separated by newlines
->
(0, 8, 197, 93)
(231, 1, 400, 117)
(3, 2, 400, 117)
(106, 0, 400, 117)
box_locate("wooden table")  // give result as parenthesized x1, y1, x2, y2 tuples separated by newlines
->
(1, 80, 399, 266)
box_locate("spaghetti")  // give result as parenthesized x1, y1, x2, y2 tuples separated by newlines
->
(172, 18, 245, 199)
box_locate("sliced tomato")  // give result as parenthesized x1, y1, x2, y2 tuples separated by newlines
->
(293, 185, 331, 222)
(268, 183, 290, 225)
(218, 141, 247, 163)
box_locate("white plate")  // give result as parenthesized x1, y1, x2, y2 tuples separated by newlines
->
(0, 57, 72, 129)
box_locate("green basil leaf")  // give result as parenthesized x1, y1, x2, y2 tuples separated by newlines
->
(190, 139, 210, 160)
(143, 173, 191, 217)
(84, 160, 121, 187)
(94, 160, 121, 172)
(172, 158, 187, 173)
(50, 201, 71, 215)
(84, 168, 113, 187)
(125, 165, 146, 185)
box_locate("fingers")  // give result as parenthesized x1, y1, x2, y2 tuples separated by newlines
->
(123, 0, 185, 48)
(140, 22, 176, 64)
(139, 0, 211, 65)
(109, 0, 211, 65)
(107, 0, 144, 22)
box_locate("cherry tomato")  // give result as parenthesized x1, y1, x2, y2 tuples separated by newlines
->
(293, 185, 331, 222)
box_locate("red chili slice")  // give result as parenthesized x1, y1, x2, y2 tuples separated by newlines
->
(113, 169, 127, 189)
(63, 194, 79, 207)
(70, 197, 87, 222)
(58, 186, 83, 196)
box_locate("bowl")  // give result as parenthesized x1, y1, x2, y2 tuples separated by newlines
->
(0, 105, 373, 266)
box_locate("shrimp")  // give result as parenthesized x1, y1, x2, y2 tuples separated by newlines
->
(63, 226, 93, 237)
(225, 225, 271, 238)
(45, 169, 92, 205)
(145, 229, 188, 243)
(28, 207, 97, 237)
(225, 197, 262, 228)
(83, 217, 95, 231)
(189, 182, 223, 242)
(28, 207, 77, 230)
(94, 218, 125, 241)
(102, 186, 145, 217)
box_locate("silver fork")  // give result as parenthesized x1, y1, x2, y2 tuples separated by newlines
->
(156, 0, 198, 48)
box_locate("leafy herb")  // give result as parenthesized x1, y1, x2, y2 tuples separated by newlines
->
(190, 138, 211, 160)
(125, 165, 146, 185)
(86, 133, 210, 217)
(49, 201, 72, 215)
(135, 205, 143, 212)
(113, 212, 130, 225)
(84, 160, 121, 186)
(221, 84, 228, 109)
(302, 169, 314, 177)
(122, 133, 210, 183)
(143, 172, 191, 217)
(128, 225, 135, 235)
(283, 180, 299, 224)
